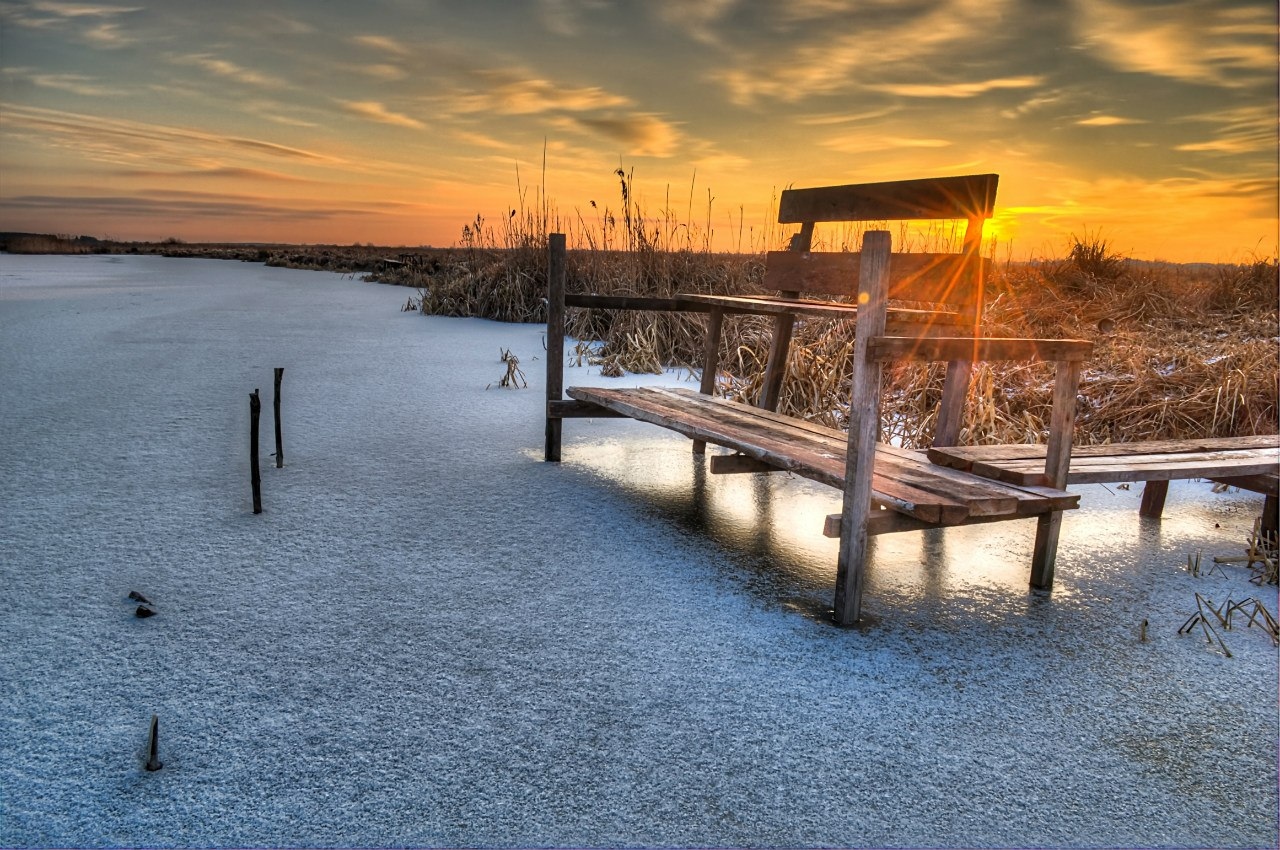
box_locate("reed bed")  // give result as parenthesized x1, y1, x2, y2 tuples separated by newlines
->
(385, 193, 1276, 448)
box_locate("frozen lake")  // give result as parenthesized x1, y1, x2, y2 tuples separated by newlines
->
(0, 254, 1276, 848)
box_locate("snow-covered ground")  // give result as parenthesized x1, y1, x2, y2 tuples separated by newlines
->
(1, 254, 1276, 849)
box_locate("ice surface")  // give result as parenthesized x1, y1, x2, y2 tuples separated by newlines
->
(1, 255, 1276, 848)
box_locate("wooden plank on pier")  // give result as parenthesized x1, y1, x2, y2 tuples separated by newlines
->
(929, 437, 1279, 486)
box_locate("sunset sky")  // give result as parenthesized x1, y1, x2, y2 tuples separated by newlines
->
(1, 0, 1275, 261)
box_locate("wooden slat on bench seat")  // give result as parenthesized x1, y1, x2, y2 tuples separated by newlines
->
(637, 388, 1076, 514)
(931, 434, 1278, 464)
(566, 385, 1076, 525)
(569, 385, 952, 522)
(929, 436, 1280, 487)
(640, 387, 1077, 518)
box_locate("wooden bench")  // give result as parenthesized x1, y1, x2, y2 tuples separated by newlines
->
(928, 435, 1279, 529)
(543, 175, 1094, 625)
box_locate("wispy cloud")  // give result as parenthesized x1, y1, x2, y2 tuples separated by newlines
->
(354, 63, 409, 82)
(443, 73, 630, 116)
(30, 2, 142, 17)
(451, 130, 516, 152)
(652, 0, 739, 47)
(82, 21, 132, 47)
(112, 166, 310, 183)
(821, 134, 952, 155)
(796, 109, 899, 126)
(352, 34, 412, 56)
(868, 76, 1043, 99)
(1072, 0, 1274, 86)
(709, 0, 1020, 104)
(2, 1, 141, 46)
(1075, 114, 1146, 126)
(340, 100, 425, 130)
(556, 113, 682, 157)
(244, 100, 322, 129)
(172, 54, 288, 89)
(0, 103, 343, 170)
(0, 190, 379, 223)
(1174, 105, 1277, 155)
(536, 0, 609, 37)
(3, 67, 127, 97)
(1001, 90, 1072, 119)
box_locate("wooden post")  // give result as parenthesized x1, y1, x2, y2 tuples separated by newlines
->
(758, 222, 814, 413)
(1138, 480, 1169, 518)
(273, 367, 284, 468)
(933, 359, 972, 447)
(145, 714, 162, 771)
(545, 233, 566, 462)
(833, 230, 892, 626)
(1030, 359, 1081, 587)
(692, 306, 724, 455)
(1262, 494, 1278, 538)
(250, 389, 262, 514)
(759, 313, 795, 411)
(933, 218, 984, 447)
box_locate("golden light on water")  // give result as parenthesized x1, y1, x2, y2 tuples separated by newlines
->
(554, 431, 1270, 625)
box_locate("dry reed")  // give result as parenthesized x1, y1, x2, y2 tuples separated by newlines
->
(380, 182, 1280, 448)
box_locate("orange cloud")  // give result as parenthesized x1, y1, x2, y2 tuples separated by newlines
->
(1075, 115, 1146, 126)
(869, 76, 1043, 99)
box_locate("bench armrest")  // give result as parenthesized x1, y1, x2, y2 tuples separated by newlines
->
(870, 336, 1092, 363)
(564, 294, 712, 312)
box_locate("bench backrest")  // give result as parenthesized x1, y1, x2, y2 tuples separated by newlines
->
(766, 173, 997, 332)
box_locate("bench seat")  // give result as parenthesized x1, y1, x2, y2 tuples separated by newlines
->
(566, 385, 1077, 530)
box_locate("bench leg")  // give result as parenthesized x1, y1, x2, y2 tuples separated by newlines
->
(759, 313, 795, 412)
(833, 231, 891, 626)
(544, 417, 563, 463)
(1029, 359, 1081, 590)
(1030, 511, 1064, 588)
(834, 518, 871, 626)
(1261, 494, 1278, 537)
(1138, 479, 1169, 518)
(933, 359, 972, 447)
(693, 307, 724, 455)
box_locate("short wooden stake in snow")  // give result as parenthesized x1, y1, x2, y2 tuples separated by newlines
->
(145, 714, 163, 771)
(273, 368, 284, 468)
(250, 389, 262, 514)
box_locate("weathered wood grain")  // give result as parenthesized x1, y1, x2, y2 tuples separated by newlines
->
(870, 336, 1093, 363)
(545, 233, 566, 461)
(763, 251, 988, 302)
(929, 442, 1280, 485)
(778, 174, 999, 223)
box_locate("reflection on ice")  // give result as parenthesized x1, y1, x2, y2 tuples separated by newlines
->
(558, 432, 1269, 624)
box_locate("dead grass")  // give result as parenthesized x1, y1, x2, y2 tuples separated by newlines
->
(5, 234, 95, 254)
(389, 189, 1276, 448)
(52, 176, 1270, 449)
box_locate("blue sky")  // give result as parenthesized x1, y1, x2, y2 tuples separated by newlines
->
(0, 0, 1275, 260)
